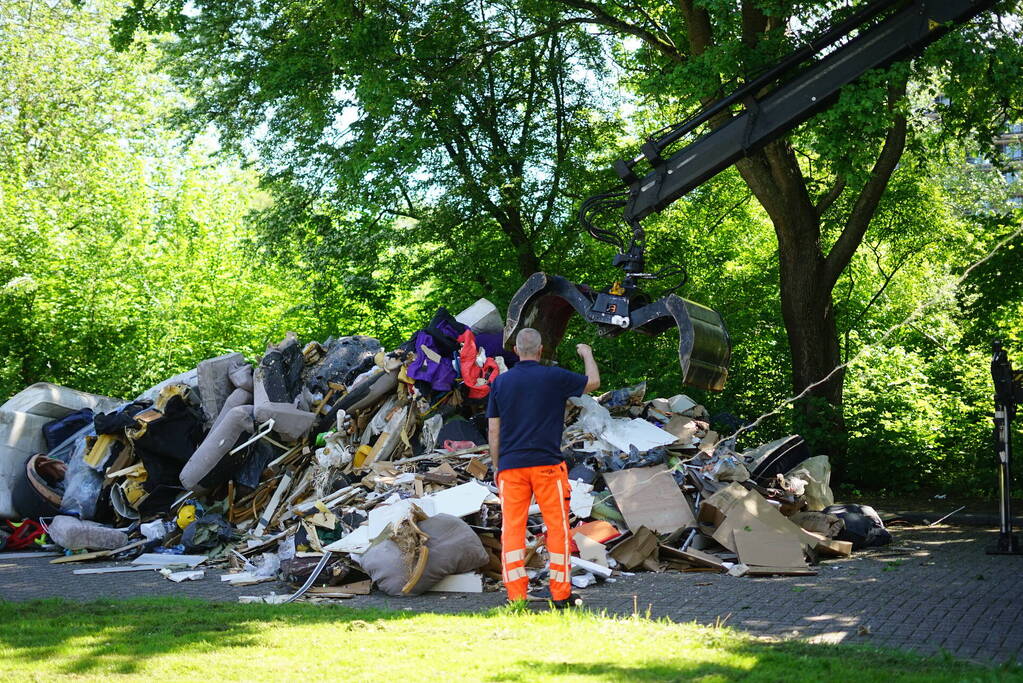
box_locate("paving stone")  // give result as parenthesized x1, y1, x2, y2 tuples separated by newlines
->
(1, 524, 1022, 664)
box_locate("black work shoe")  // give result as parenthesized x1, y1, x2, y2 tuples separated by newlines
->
(551, 593, 583, 610)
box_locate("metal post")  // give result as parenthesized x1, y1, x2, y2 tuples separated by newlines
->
(988, 341, 1022, 555)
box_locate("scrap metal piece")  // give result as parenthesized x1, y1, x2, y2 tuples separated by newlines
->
(282, 550, 333, 604)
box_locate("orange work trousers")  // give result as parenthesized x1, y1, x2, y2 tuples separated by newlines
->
(498, 461, 572, 602)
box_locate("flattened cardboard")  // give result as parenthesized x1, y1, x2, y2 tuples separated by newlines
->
(743, 565, 818, 576)
(334, 579, 373, 595)
(603, 464, 695, 534)
(710, 488, 817, 552)
(804, 531, 853, 557)
(732, 516, 806, 569)
(465, 458, 489, 480)
(697, 482, 748, 526)
(609, 526, 660, 571)
(664, 415, 700, 444)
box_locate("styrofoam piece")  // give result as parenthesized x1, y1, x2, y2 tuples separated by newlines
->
(570, 479, 594, 518)
(428, 572, 483, 593)
(571, 572, 596, 588)
(668, 395, 697, 413)
(163, 569, 205, 583)
(132, 553, 207, 568)
(602, 418, 677, 454)
(418, 480, 491, 518)
(570, 556, 612, 578)
(454, 298, 503, 335)
(322, 526, 371, 554)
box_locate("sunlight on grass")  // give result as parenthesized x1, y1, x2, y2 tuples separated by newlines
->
(0, 599, 1018, 681)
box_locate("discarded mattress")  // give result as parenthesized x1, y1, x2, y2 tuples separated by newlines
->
(0, 383, 120, 519)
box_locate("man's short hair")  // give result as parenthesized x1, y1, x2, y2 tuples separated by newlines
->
(515, 328, 542, 356)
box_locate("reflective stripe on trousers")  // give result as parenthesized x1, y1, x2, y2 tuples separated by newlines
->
(498, 461, 572, 601)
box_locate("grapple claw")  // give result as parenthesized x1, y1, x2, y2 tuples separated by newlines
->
(504, 272, 731, 391)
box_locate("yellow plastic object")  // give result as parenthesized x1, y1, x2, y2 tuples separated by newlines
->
(83, 434, 118, 468)
(120, 477, 147, 506)
(176, 504, 197, 529)
(354, 444, 373, 468)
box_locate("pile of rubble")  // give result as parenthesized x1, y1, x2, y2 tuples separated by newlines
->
(0, 298, 890, 601)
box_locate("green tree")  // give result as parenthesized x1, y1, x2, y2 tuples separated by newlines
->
(548, 0, 1023, 462)
(0, 0, 313, 399)
(110, 0, 1023, 473)
(112, 0, 620, 338)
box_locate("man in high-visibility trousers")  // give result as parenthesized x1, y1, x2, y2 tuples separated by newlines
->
(487, 328, 600, 608)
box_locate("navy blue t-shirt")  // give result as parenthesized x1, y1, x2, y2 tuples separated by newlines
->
(486, 361, 588, 472)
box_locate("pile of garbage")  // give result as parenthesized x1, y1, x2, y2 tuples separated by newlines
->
(0, 298, 890, 600)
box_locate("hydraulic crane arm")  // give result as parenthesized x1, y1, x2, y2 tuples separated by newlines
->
(615, 0, 997, 227)
(506, 0, 998, 391)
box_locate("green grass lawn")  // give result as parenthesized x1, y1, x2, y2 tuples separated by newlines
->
(0, 598, 1018, 682)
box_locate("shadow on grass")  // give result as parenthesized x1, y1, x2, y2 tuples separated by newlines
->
(493, 642, 1021, 682)
(0, 598, 1019, 680)
(0, 598, 417, 675)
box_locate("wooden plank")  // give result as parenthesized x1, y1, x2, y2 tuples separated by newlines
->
(673, 546, 727, 571)
(254, 472, 292, 536)
(465, 458, 489, 480)
(73, 565, 161, 575)
(267, 445, 303, 472)
(334, 579, 372, 595)
(306, 582, 368, 597)
(50, 539, 147, 564)
(314, 387, 336, 416)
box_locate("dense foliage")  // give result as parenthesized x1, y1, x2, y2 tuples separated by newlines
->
(0, 0, 317, 398)
(1, 0, 1021, 495)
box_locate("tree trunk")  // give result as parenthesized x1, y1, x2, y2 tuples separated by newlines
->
(777, 226, 848, 471)
(500, 204, 541, 278)
(736, 141, 848, 467)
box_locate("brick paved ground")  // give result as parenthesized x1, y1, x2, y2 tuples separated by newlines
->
(2, 524, 1021, 665)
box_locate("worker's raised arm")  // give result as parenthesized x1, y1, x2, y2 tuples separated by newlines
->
(576, 344, 600, 393)
(488, 417, 500, 474)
